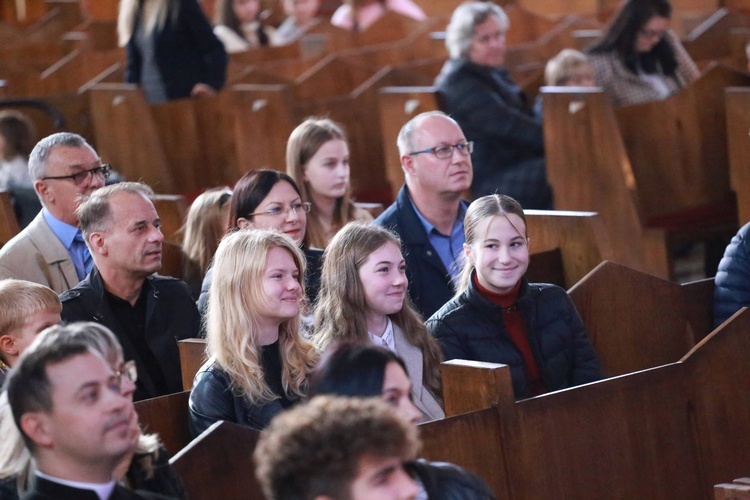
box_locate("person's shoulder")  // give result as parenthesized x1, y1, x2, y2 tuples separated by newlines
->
(150, 274, 194, 297)
(374, 200, 401, 227)
(59, 279, 93, 304)
(408, 459, 494, 499)
(0, 224, 35, 259)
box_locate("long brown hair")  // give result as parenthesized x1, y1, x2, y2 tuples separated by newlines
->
(312, 221, 443, 396)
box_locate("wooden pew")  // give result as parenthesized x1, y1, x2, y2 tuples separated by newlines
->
(152, 194, 187, 279)
(682, 8, 750, 64)
(726, 87, 750, 225)
(0, 190, 21, 247)
(133, 391, 192, 456)
(542, 65, 750, 279)
(682, 277, 715, 344)
(177, 338, 207, 391)
(568, 261, 696, 377)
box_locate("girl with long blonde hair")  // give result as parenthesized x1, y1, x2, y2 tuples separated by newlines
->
(312, 221, 444, 420)
(189, 229, 318, 435)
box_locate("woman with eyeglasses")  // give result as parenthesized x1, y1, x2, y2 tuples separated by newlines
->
(435, 1, 551, 209)
(286, 117, 372, 249)
(588, 0, 699, 107)
(189, 229, 318, 435)
(197, 170, 324, 333)
(179, 187, 232, 300)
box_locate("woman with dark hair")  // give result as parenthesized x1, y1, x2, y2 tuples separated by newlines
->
(587, 0, 699, 106)
(426, 194, 602, 400)
(310, 342, 494, 500)
(197, 170, 324, 328)
(213, 0, 277, 53)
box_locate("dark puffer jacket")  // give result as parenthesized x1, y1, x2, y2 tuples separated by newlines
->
(714, 222, 750, 327)
(426, 275, 602, 399)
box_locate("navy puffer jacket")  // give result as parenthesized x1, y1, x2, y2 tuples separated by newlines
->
(426, 275, 602, 399)
(714, 222, 750, 327)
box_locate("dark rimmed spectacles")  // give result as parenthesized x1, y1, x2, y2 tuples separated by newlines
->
(409, 142, 474, 159)
(247, 202, 312, 218)
(42, 164, 112, 186)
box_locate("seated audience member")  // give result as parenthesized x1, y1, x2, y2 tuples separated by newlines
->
(275, 0, 320, 45)
(331, 0, 426, 32)
(0, 280, 61, 388)
(213, 0, 277, 52)
(375, 111, 471, 320)
(426, 194, 602, 400)
(5, 323, 175, 499)
(714, 222, 750, 327)
(60, 182, 201, 401)
(0, 133, 107, 294)
(313, 222, 444, 421)
(309, 344, 494, 498)
(179, 187, 232, 299)
(435, 1, 551, 209)
(189, 230, 318, 436)
(0, 111, 40, 228)
(198, 170, 324, 321)
(587, 0, 699, 106)
(0, 322, 184, 499)
(534, 48, 596, 114)
(286, 117, 372, 249)
(255, 396, 420, 500)
(117, 0, 228, 103)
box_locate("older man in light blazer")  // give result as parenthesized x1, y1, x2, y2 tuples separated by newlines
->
(0, 133, 107, 294)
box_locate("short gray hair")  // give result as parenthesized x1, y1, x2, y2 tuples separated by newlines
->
(445, 1, 509, 60)
(28, 132, 93, 180)
(396, 111, 454, 157)
(77, 182, 155, 242)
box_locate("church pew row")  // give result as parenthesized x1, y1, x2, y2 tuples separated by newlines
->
(161, 309, 750, 499)
(0, 190, 20, 248)
(542, 64, 750, 280)
(726, 87, 750, 225)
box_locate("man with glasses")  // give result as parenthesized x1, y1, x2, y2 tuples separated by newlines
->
(0, 133, 109, 294)
(60, 182, 200, 401)
(5, 324, 167, 499)
(375, 111, 473, 319)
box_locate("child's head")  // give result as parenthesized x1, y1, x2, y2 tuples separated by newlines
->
(0, 111, 35, 162)
(544, 49, 596, 87)
(281, 0, 320, 26)
(460, 194, 529, 294)
(0, 279, 62, 368)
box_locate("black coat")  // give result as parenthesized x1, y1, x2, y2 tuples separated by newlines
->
(436, 59, 552, 209)
(22, 475, 173, 500)
(426, 275, 602, 399)
(60, 268, 201, 401)
(714, 222, 750, 327)
(374, 186, 468, 320)
(407, 459, 495, 499)
(125, 0, 227, 101)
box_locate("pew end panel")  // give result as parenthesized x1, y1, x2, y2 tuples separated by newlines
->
(681, 277, 715, 344)
(568, 261, 695, 377)
(170, 421, 264, 500)
(178, 338, 207, 392)
(133, 391, 191, 456)
(0, 190, 21, 247)
(440, 359, 515, 417)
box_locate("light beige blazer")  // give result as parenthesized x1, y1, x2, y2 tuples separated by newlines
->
(0, 211, 80, 294)
(393, 323, 445, 421)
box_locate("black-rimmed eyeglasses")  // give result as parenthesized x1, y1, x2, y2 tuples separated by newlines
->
(42, 164, 112, 186)
(409, 142, 474, 159)
(247, 202, 312, 218)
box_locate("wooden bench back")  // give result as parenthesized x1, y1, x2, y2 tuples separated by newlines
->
(726, 87, 750, 225)
(0, 190, 20, 248)
(133, 391, 191, 456)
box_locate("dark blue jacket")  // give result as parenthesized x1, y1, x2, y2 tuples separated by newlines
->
(714, 222, 750, 327)
(374, 186, 468, 320)
(126, 0, 227, 100)
(426, 275, 602, 399)
(436, 59, 551, 209)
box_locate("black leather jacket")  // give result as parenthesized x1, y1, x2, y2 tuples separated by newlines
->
(60, 267, 200, 401)
(426, 275, 602, 399)
(407, 459, 495, 499)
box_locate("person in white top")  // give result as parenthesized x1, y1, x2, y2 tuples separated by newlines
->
(331, 0, 426, 32)
(312, 221, 445, 421)
(213, 0, 277, 52)
(0, 111, 35, 191)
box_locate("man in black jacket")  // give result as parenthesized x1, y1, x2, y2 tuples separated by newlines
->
(375, 111, 472, 319)
(60, 182, 200, 401)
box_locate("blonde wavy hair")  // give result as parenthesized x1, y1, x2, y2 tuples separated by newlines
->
(312, 221, 443, 396)
(206, 229, 318, 404)
(117, 0, 176, 47)
(179, 187, 232, 280)
(286, 117, 364, 248)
